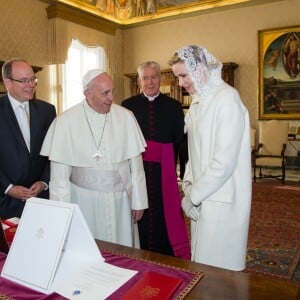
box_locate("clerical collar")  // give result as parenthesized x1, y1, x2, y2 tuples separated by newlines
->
(143, 92, 160, 102)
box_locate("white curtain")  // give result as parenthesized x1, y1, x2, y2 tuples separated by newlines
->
(47, 18, 115, 114)
(62, 38, 107, 111)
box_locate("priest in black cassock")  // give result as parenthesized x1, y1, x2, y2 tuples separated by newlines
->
(122, 61, 191, 259)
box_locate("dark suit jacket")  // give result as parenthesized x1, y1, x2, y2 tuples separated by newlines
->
(0, 95, 56, 218)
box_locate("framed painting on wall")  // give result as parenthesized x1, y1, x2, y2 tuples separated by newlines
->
(258, 25, 300, 120)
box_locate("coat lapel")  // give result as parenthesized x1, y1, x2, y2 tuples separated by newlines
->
(3, 96, 29, 151)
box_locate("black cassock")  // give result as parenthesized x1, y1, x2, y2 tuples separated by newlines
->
(122, 93, 184, 256)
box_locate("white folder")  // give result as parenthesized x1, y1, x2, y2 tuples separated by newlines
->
(1, 197, 137, 299)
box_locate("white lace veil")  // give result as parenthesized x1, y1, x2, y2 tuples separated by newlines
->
(176, 45, 223, 98)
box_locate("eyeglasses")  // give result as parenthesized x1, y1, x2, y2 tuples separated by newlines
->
(8, 76, 38, 85)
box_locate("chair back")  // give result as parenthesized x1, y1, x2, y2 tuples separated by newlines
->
(258, 120, 289, 156)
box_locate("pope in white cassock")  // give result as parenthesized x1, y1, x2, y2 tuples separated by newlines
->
(40, 69, 148, 248)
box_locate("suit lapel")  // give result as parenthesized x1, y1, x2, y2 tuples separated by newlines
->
(3, 95, 30, 152)
(29, 100, 40, 154)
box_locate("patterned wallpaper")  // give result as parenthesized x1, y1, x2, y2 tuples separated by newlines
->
(0, 0, 49, 66)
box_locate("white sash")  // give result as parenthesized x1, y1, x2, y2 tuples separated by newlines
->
(70, 167, 125, 192)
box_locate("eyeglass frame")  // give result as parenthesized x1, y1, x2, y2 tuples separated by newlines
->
(7, 76, 38, 85)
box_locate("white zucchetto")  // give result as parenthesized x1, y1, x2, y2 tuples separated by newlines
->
(82, 69, 106, 90)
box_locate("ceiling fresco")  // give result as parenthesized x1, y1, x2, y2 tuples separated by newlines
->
(44, 0, 284, 26)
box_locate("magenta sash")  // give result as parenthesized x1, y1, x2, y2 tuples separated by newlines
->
(143, 140, 191, 259)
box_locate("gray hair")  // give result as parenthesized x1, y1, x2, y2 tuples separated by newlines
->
(137, 61, 161, 77)
(2, 58, 27, 79)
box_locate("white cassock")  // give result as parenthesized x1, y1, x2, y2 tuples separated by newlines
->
(40, 100, 148, 248)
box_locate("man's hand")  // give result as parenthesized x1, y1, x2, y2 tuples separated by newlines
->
(7, 181, 46, 201)
(7, 185, 33, 201)
(29, 181, 46, 197)
(132, 209, 144, 223)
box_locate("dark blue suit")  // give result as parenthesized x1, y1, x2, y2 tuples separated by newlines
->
(0, 95, 56, 218)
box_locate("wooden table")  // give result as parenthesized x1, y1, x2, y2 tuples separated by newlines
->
(97, 240, 300, 300)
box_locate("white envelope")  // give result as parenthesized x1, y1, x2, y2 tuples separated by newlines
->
(1, 197, 137, 299)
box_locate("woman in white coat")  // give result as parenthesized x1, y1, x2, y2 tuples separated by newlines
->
(169, 45, 252, 271)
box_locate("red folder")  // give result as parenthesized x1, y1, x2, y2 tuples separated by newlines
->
(121, 271, 182, 300)
(1, 220, 18, 244)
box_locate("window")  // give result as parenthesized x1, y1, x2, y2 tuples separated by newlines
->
(62, 39, 106, 111)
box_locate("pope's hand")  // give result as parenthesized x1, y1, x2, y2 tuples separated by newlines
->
(181, 196, 200, 222)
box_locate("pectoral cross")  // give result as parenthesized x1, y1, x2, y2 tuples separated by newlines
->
(93, 150, 103, 161)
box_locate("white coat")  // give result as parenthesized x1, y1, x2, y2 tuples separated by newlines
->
(184, 81, 252, 271)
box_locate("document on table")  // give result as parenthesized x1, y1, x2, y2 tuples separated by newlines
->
(1, 197, 137, 299)
(52, 253, 137, 300)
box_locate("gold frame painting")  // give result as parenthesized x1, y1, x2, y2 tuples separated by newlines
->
(258, 25, 300, 120)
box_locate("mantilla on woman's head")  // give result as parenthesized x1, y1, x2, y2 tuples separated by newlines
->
(173, 45, 223, 98)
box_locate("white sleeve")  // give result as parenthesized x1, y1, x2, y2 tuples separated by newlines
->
(129, 155, 148, 210)
(49, 161, 72, 203)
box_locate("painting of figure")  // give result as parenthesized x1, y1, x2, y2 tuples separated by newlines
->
(282, 33, 300, 79)
(259, 26, 300, 119)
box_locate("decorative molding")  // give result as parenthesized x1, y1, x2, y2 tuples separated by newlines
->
(46, 3, 119, 35)
(41, 0, 284, 28)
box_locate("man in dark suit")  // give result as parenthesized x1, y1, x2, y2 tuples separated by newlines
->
(0, 59, 56, 218)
